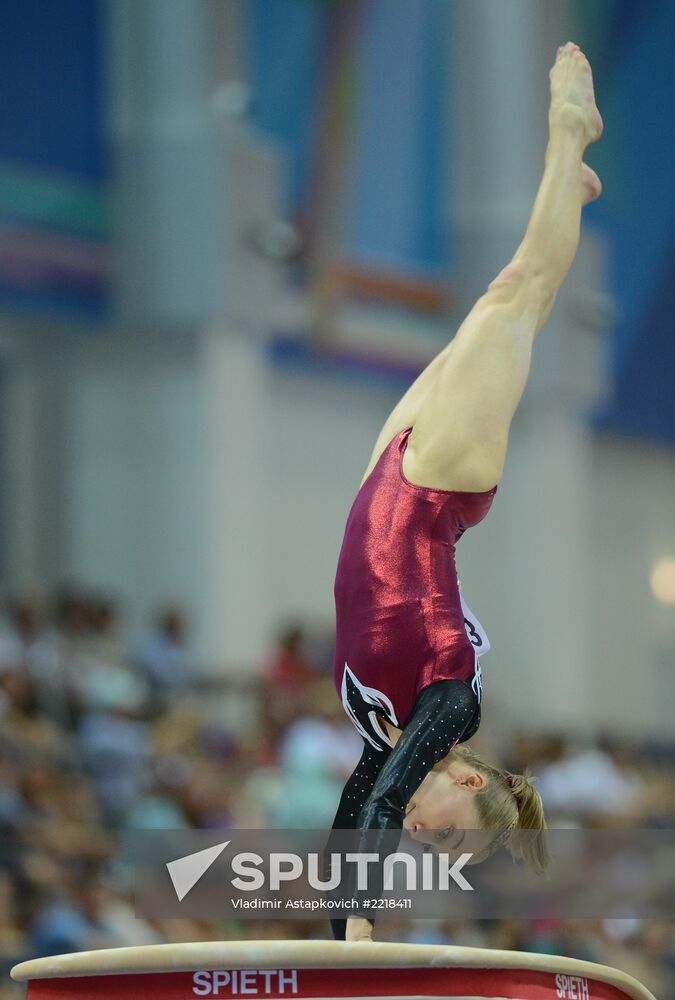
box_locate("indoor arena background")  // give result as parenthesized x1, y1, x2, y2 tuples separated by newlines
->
(0, 1, 673, 997)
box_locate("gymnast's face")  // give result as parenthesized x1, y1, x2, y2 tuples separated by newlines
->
(402, 759, 488, 859)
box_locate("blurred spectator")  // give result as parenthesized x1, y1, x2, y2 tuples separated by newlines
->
(78, 702, 151, 823)
(537, 738, 643, 818)
(259, 622, 323, 742)
(28, 890, 97, 958)
(0, 599, 22, 672)
(263, 622, 320, 691)
(271, 678, 361, 827)
(134, 606, 194, 702)
(82, 597, 126, 667)
(0, 871, 26, 959)
(0, 671, 73, 764)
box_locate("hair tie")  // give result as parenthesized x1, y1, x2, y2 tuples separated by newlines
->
(505, 773, 514, 786)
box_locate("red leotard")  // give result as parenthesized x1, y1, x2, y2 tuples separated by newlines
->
(332, 426, 496, 742)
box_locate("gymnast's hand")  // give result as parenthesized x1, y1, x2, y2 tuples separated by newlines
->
(346, 917, 374, 942)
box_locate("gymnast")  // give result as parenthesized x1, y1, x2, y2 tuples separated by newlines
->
(328, 43, 603, 941)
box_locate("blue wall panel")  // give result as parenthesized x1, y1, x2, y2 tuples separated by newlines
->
(0, 0, 105, 180)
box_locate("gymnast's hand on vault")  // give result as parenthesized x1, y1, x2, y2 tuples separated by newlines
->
(346, 917, 374, 942)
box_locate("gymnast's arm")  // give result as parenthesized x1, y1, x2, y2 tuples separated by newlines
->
(326, 678, 480, 939)
(324, 739, 391, 940)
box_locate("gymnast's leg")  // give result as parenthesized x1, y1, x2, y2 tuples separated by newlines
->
(403, 42, 603, 494)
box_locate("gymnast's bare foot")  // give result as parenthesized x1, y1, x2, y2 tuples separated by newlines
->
(549, 41, 603, 144)
(581, 162, 602, 204)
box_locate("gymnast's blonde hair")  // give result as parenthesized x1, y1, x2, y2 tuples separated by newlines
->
(448, 745, 551, 876)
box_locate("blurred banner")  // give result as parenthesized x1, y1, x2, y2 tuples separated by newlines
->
(572, 0, 675, 442)
(0, 0, 110, 324)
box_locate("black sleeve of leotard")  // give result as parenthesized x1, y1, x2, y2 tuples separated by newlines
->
(324, 739, 391, 940)
(326, 678, 480, 937)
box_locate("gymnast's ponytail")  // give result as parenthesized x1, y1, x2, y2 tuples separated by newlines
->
(503, 769, 551, 877)
(448, 746, 551, 876)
